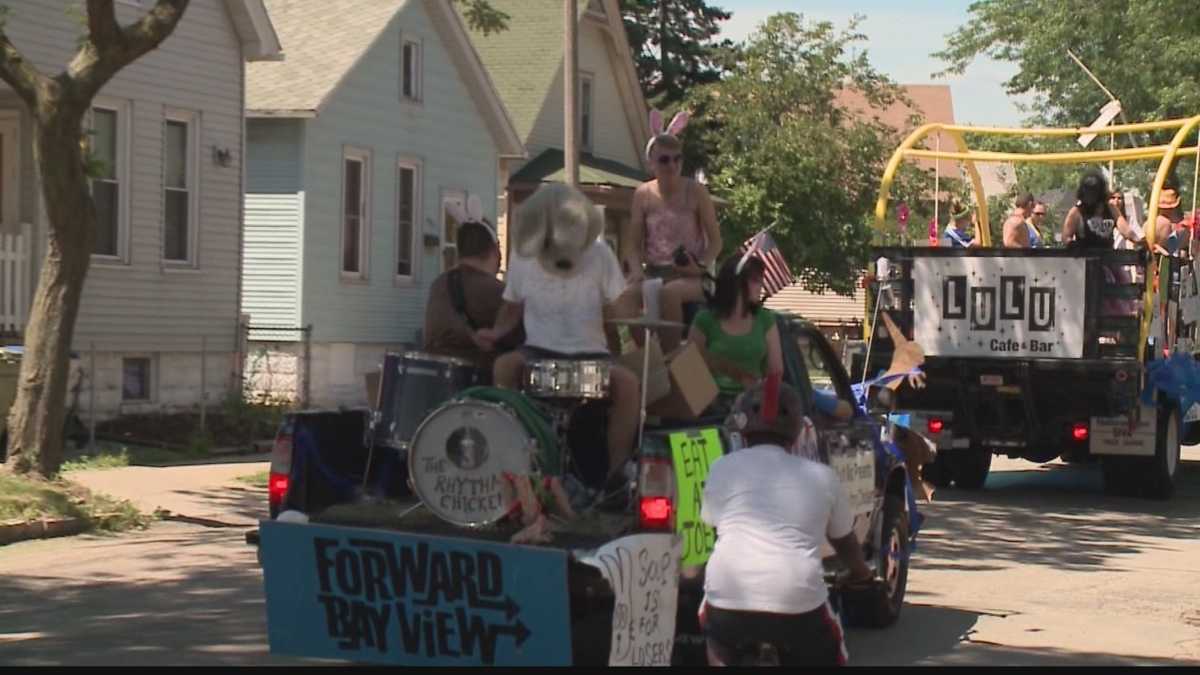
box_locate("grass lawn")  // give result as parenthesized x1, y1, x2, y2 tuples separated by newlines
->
(236, 470, 269, 489)
(0, 472, 150, 532)
(60, 441, 211, 472)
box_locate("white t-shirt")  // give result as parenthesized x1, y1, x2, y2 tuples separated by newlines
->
(701, 444, 854, 614)
(502, 240, 625, 355)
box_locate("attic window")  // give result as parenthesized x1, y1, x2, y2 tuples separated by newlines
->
(402, 39, 422, 102)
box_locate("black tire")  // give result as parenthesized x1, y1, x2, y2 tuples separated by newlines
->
(0, 429, 6, 464)
(844, 494, 909, 628)
(1142, 404, 1180, 500)
(924, 452, 953, 488)
(1182, 420, 1200, 447)
(950, 448, 992, 489)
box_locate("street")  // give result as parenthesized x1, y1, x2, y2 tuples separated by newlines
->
(0, 451, 1198, 666)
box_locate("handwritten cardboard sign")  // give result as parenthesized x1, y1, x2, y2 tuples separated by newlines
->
(580, 534, 681, 667)
(259, 521, 571, 666)
(669, 428, 725, 567)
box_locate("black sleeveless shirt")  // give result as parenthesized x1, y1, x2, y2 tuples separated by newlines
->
(1071, 205, 1116, 249)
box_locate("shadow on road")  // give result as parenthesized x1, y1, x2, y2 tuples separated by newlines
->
(914, 457, 1200, 573)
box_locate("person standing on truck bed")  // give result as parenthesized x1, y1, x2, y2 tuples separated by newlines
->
(1062, 171, 1138, 250)
(942, 199, 979, 248)
(1002, 193, 1037, 248)
(1152, 181, 1188, 256)
(1025, 201, 1048, 247)
(478, 183, 642, 489)
(423, 219, 522, 371)
(700, 382, 873, 666)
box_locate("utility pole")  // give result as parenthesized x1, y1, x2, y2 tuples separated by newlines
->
(564, 0, 579, 186)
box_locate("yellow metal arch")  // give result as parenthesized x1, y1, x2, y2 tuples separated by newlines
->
(867, 114, 1200, 360)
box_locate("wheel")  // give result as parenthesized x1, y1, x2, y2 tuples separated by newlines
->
(924, 452, 953, 488)
(1182, 419, 1200, 446)
(950, 448, 992, 489)
(1142, 403, 1180, 500)
(844, 494, 909, 628)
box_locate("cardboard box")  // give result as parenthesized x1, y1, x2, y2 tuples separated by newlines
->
(647, 342, 718, 420)
(617, 337, 671, 405)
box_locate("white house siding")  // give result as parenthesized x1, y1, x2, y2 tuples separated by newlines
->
(243, 119, 304, 335)
(524, 20, 640, 169)
(299, 2, 500, 379)
(2, 1, 250, 417)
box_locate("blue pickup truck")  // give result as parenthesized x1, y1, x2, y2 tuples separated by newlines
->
(247, 316, 921, 666)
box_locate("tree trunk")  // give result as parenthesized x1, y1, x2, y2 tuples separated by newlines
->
(4, 105, 94, 477)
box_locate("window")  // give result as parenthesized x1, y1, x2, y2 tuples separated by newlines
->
(580, 74, 594, 151)
(341, 148, 371, 277)
(396, 161, 420, 279)
(91, 106, 121, 258)
(441, 191, 465, 272)
(163, 113, 197, 263)
(401, 39, 422, 102)
(796, 331, 853, 404)
(122, 357, 152, 401)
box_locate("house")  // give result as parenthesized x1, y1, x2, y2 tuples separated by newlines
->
(242, 0, 523, 407)
(463, 0, 651, 261)
(0, 0, 281, 419)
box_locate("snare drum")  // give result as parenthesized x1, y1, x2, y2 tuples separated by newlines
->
(374, 351, 487, 450)
(408, 398, 538, 527)
(523, 359, 611, 399)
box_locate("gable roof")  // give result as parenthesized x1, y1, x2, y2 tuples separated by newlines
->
(245, 0, 522, 156)
(510, 148, 647, 189)
(464, 0, 649, 168)
(224, 0, 283, 61)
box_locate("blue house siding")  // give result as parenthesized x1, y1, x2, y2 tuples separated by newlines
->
(299, 1, 500, 345)
(246, 119, 305, 193)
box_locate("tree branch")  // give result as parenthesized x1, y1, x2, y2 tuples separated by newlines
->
(0, 21, 48, 110)
(71, 0, 189, 100)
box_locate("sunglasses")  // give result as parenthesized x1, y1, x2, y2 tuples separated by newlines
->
(1032, 211, 1047, 216)
(656, 154, 683, 166)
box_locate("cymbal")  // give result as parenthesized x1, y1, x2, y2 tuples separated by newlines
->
(606, 317, 686, 330)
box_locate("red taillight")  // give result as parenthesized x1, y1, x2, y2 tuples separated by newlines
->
(268, 472, 290, 507)
(639, 497, 673, 529)
(637, 457, 675, 531)
(927, 418, 945, 435)
(1072, 423, 1089, 442)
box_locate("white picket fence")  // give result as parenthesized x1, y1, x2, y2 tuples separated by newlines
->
(0, 222, 31, 335)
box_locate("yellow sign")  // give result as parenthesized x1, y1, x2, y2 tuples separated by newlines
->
(669, 428, 725, 567)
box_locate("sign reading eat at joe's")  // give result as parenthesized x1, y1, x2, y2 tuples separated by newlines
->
(259, 521, 572, 666)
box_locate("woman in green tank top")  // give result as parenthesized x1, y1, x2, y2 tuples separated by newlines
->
(689, 255, 784, 397)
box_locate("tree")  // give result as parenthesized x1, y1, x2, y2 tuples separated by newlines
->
(691, 13, 931, 294)
(0, 0, 189, 477)
(454, 0, 509, 36)
(619, 0, 735, 109)
(935, 0, 1200, 128)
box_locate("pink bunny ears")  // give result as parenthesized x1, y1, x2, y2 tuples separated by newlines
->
(645, 109, 690, 159)
(446, 194, 497, 243)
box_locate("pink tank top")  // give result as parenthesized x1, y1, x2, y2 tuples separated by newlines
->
(644, 180, 706, 266)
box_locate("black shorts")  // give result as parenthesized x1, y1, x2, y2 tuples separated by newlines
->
(700, 600, 848, 666)
(519, 345, 612, 362)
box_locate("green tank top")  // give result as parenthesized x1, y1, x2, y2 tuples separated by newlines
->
(692, 308, 776, 395)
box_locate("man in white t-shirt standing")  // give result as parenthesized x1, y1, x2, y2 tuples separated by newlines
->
(479, 183, 641, 489)
(701, 382, 874, 666)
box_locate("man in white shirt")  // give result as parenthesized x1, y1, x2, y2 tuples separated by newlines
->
(701, 382, 873, 666)
(479, 183, 641, 489)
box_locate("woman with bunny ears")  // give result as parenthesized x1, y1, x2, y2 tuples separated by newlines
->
(621, 109, 723, 352)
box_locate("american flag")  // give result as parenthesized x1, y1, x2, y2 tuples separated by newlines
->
(737, 230, 794, 299)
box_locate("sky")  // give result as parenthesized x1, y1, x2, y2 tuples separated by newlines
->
(717, 0, 1031, 127)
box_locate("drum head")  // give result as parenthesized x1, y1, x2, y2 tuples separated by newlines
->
(408, 399, 535, 526)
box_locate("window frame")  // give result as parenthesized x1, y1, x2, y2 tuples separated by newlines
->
(340, 146, 372, 281)
(580, 72, 595, 152)
(88, 97, 132, 264)
(120, 355, 154, 403)
(440, 189, 466, 274)
(400, 36, 423, 104)
(395, 157, 422, 283)
(161, 108, 200, 267)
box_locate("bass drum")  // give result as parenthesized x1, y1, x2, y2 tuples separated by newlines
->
(407, 399, 537, 527)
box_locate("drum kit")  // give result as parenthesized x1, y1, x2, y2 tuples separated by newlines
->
(368, 317, 684, 528)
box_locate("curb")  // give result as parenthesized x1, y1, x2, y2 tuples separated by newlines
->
(0, 517, 90, 546)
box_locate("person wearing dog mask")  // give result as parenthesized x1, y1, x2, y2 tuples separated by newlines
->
(618, 110, 723, 352)
(477, 183, 641, 487)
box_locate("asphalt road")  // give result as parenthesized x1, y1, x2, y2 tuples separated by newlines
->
(0, 450, 1197, 666)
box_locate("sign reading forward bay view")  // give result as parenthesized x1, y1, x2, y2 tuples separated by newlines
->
(912, 257, 1086, 358)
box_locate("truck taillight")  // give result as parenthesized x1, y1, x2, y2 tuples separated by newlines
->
(1072, 423, 1089, 442)
(927, 418, 945, 435)
(638, 457, 675, 531)
(268, 472, 290, 508)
